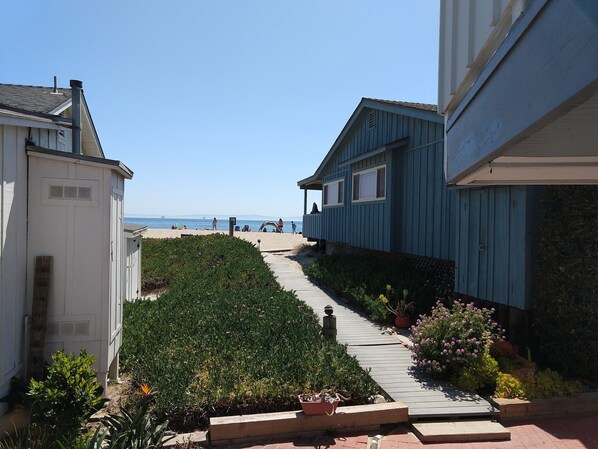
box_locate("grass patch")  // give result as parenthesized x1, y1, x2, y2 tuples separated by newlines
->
(122, 235, 379, 431)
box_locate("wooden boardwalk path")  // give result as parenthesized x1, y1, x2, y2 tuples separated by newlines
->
(263, 253, 496, 420)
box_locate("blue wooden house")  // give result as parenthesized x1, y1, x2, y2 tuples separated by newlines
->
(299, 98, 540, 337)
(299, 98, 455, 259)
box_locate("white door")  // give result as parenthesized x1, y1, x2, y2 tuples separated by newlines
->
(109, 190, 123, 343)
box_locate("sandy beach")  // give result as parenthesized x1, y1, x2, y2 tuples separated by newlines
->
(143, 228, 310, 252)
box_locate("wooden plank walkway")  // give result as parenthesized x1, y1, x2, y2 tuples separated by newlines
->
(264, 253, 496, 420)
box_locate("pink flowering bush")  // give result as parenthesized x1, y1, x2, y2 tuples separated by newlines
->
(411, 300, 503, 379)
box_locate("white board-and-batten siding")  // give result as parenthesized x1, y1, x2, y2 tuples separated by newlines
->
(27, 153, 126, 389)
(0, 125, 28, 408)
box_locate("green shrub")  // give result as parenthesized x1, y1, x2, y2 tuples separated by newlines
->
(492, 349, 584, 399)
(453, 351, 499, 393)
(533, 186, 598, 381)
(28, 351, 104, 441)
(61, 429, 106, 449)
(123, 235, 379, 431)
(350, 286, 389, 322)
(304, 253, 452, 321)
(411, 300, 502, 378)
(526, 369, 583, 398)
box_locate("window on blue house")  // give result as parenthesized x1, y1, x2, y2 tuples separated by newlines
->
(323, 179, 344, 207)
(352, 165, 386, 202)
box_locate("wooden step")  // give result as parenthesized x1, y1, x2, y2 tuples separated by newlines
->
(411, 420, 511, 443)
(209, 402, 408, 445)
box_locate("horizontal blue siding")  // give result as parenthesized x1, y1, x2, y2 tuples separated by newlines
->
(455, 186, 530, 309)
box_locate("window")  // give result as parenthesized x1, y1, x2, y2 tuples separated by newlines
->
(323, 179, 344, 207)
(352, 165, 386, 202)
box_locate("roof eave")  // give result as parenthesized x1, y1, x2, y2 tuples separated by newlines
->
(297, 174, 322, 189)
(26, 144, 133, 179)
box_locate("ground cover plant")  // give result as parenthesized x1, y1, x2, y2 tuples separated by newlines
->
(304, 253, 452, 322)
(122, 235, 379, 431)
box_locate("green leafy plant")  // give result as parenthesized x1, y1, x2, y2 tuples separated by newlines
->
(28, 351, 105, 441)
(59, 428, 107, 449)
(350, 286, 389, 322)
(490, 342, 584, 399)
(102, 404, 174, 448)
(379, 285, 414, 317)
(0, 427, 52, 449)
(304, 253, 453, 320)
(526, 369, 583, 398)
(453, 350, 499, 392)
(494, 373, 526, 399)
(411, 300, 503, 378)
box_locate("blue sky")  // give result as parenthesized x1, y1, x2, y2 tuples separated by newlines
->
(2, 1, 440, 218)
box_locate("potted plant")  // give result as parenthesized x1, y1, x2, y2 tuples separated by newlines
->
(379, 285, 414, 328)
(298, 389, 343, 416)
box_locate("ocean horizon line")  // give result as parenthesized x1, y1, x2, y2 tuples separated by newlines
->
(125, 214, 304, 221)
(124, 216, 304, 233)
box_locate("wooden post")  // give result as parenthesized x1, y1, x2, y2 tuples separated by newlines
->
(28, 256, 53, 381)
(229, 217, 236, 237)
(303, 189, 308, 215)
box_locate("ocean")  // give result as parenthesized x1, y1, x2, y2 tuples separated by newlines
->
(124, 217, 303, 234)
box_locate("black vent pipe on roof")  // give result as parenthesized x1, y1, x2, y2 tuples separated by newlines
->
(70, 79, 82, 155)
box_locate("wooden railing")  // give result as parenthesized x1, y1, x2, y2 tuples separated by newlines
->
(302, 214, 322, 240)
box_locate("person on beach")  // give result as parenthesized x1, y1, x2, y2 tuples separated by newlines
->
(212, 217, 217, 231)
(291, 221, 297, 234)
(311, 202, 319, 214)
(277, 218, 284, 233)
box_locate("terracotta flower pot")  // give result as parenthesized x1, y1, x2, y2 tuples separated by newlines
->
(298, 394, 341, 415)
(394, 315, 411, 328)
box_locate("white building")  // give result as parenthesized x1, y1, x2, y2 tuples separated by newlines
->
(0, 80, 133, 416)
(124, 223, 147, 302)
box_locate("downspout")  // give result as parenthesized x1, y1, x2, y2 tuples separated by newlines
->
(70, 79, 82, 155)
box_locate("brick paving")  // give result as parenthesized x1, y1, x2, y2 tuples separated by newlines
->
(226, 414, 598, 449)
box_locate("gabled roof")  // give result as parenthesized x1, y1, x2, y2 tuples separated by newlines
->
(0, 83, 72, 118)
(298, 98, 441, 188)
(0, 82, 105, 158)
(363, 98, 438, 113)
